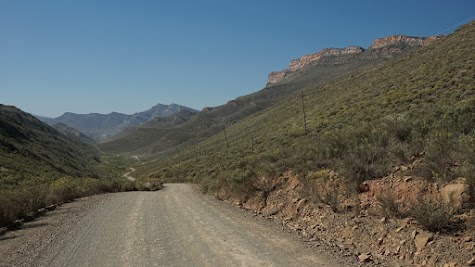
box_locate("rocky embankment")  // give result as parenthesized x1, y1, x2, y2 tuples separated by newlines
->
(267, 35, 441, 86)
(217, 172, 475, 266)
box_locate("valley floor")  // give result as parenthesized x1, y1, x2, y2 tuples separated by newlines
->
(0, 184, 355, 267)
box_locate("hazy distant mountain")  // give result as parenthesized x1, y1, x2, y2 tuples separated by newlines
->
(52, 122, 96, 145)
(38, 103, 197, 141)
(141, 109, 198, 128)
(105, 109, 199, 144)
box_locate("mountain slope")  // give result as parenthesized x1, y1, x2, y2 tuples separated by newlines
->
(141, 108, 198, 128)
(52, 122, 96, 145)
(0, 105, 101, 181)
(133, 21, 475, 267)
(99, 34, 436, 156)
(40, 103, 197, 141)
(0, 105, 145, 229)
(137, 21, 475, 191)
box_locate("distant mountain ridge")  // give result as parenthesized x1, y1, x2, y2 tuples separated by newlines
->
(52, 122, 96, 145)
(39, 103, 197, 141)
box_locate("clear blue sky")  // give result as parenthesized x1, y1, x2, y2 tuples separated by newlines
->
(1, 0, 474, 117)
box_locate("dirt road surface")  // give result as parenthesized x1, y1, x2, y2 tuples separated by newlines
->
(0, 184, 353, 267)
(122, 167, 136, 181)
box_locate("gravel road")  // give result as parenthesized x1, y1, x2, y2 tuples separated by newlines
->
(0, 184, 350, 267)
(122, 167, 136, 181)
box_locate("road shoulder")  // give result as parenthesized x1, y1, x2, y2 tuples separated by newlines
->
(0, 193, 115, 267)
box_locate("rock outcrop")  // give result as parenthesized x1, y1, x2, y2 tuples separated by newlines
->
(267, 70, 291, 85)
(266, 34, 441, 87)
(267, 46, 364, 86)
(288, 46, 365, 72)
(369, 35, 440, 50)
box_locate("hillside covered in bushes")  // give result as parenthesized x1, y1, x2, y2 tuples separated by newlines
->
(0, 106, 139, 228)
(139, 21, 475, 207)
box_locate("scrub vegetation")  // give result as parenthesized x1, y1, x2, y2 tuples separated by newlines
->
(0, 106, 153, 228)
(137, 22, 475, 231)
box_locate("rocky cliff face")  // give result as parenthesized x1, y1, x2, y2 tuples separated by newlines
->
(369, 35, 440, 50)
(289, 46, 365, 72)
(266, 35, 441, 87)
(267, 46, 364, 86)
(267, 70, 291, 85)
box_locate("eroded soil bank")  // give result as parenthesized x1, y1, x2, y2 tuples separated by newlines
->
(216, 172, 475, 266)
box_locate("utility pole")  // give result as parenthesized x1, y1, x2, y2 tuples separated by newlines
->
(176, 148, 181, 164)
(251, 134, 254, 151)
(301, 90, 308, 136)
(223, 126, 229, 148)
(280, 141, 286, 167)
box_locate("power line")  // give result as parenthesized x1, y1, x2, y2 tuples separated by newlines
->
(435, 16, 475, 35)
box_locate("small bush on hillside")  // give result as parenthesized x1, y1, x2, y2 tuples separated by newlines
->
(422, 128, 456, 182)
(304, 170, 328, 203)
(0, 176, 141, 229)
(384, 116, 422, 164)
(0, 185, 52, 228)
(391, 119, 412, 143)
(457, 135, 475, 205)
(447, 100, 475, 135)
(223, 167, 256, 196)
(0, 190, 24, 228)
(306, 170, 339, 212)
(322, 181, 339, 212)
(200, 176, 222, 194)
(21, 184, 49, 214)
(48, 177, 80, 203)
(119, 180, 139, 192)
(337, 127, 390, 184)
(136, 178, 163, 191)
(464, 170, 475, 208)
(319, 131, 349, 160)
(410, 197, 453, 232)
(377, 192, 406, 218)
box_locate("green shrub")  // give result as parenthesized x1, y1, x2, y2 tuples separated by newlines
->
(136, 178, 162, 191)
(457, 135, 475, 205)
(422, 128, 456, 182)
(337, 126, 390, 183)
(377, 192, 406, 218)
(119, 180, 139, 192)
(322, 181, 339, 212)
(48, 177, 80, 203)
(0, 176, 142, 229)
(0, 190, 23, 228)
(306, 170, 339, 212)
(130, 22, 475, 206)
(410, 197, 453, 232)
(0, 184, 49, 228)
(21, 184, 49, 214)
